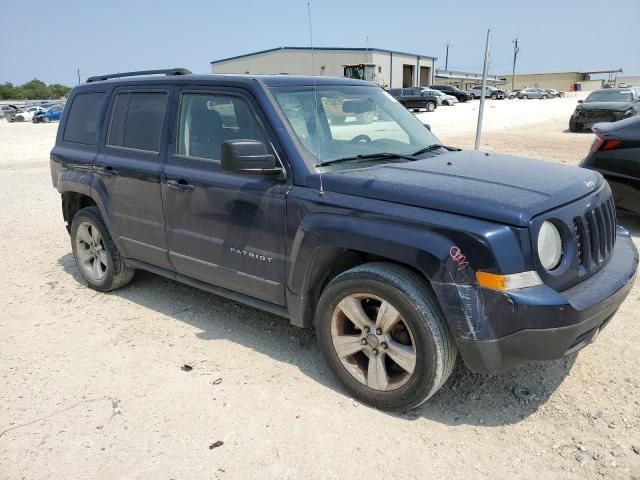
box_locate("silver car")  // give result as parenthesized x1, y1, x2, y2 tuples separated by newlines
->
(516, 88, 549, 99)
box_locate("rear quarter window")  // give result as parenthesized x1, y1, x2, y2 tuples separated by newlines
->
(107, 91, 168, 152)
(63, 93, 106, 145)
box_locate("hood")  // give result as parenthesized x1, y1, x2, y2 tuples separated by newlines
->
(577, 101, 633, 112)
(322, 150, 602, 226)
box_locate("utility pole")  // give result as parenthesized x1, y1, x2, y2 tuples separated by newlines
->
(511, 38, 519, 91)
(77, 69, 81, 84)
(445, 43, 450, 71)
(475, 29, 491, 151)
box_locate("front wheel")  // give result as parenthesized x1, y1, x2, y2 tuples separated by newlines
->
(426, 101, 436, 112)
(542, 95, 548, 99)
(315, 263, 457, 411)
(491, 94, 497, 100)
(71, 207, 135, 292)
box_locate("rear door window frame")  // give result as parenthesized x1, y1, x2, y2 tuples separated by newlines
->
(104, 87, 170, 155)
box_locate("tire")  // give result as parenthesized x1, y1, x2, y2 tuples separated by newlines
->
(42, 116, 50, 123)
(470, 94, 476, 100)
(70, 206, 135, 292)
(426, 101, 436, 112)
(542, 95, 548, 99)
(569, 118, 583, 132)
(315, 262, 457, 411)
(491, 94, 497, 100)
(522, 95, 528, 100)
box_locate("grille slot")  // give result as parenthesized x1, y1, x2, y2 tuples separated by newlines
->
(573, 195, 616, 273)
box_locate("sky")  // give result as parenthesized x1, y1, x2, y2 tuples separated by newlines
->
(2, 0, 638, 86)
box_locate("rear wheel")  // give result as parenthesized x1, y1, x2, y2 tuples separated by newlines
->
(71, 207, 135, 292)
(42, 116, 50, 123)
(491, 94, 497, 100)
(315, 263, 456, 411)
(569, 118, 583, 132)
(426, 101, 436, 112)
(542, 95, 548, 99)
(522, 95, 528, 100)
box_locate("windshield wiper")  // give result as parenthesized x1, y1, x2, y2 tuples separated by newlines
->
(318, 152, 418, 167)
(411, 144, 445, 156)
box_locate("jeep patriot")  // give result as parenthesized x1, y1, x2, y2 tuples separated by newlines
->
(51, 69, 638, 410)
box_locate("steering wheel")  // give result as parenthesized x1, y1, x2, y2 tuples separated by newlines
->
(349, 134, 372, 144)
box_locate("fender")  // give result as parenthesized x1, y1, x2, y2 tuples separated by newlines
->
(285, 206, 527, 335)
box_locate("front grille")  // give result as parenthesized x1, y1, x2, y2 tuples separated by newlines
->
(573, 195, 616, 273)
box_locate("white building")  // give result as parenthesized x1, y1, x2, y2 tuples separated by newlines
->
(210, 46, 437, 89)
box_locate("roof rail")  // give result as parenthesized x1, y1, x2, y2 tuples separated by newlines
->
(86, 68, 192, 83)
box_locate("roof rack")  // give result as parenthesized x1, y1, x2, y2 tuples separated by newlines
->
(86, 68, 192, 83)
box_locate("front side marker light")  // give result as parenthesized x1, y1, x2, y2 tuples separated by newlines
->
(476, 271, 543, 291)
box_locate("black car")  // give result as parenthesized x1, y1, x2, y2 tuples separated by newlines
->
(51, 69, 637, 411)
(570, 88, 639, 132)
(388, 87, 438, 112)
(429, 84, 471, 102)
(580, 116, 640, 216)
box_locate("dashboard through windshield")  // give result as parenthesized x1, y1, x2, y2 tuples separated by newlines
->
(270, 84, 441, 169)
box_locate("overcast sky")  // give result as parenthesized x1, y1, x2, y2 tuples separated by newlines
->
(2, 0, 638, 86)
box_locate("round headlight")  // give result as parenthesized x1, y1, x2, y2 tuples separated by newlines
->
(538, 221, 563, 270)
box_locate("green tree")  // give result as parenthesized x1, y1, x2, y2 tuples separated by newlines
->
(21, 79, 49, 99)
(48, 83, 71, 99)
(0, 82, 18, 100)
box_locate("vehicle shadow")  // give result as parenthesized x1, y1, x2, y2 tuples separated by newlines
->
(59, 253, 575, 427)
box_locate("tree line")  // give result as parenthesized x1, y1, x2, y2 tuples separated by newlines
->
(0, 79, 71, 100)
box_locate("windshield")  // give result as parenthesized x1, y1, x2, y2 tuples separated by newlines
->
(270, 85, 440, 168)
(585, 90, 634, 103)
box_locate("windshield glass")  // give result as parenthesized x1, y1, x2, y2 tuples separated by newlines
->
(585, 90, 634, 103)
(270, 85, 440, 168)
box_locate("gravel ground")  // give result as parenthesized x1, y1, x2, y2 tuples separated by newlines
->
(1, 96, 639, 480)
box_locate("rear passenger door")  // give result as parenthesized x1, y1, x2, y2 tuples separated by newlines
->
(161, 87, 289, 305)
(94, 87, 174, 270)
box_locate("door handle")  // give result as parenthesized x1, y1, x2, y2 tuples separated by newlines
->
(96, 166, 117, 176)
(167, 179, 194, 192)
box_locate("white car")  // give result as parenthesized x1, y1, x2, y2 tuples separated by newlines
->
(12, 106, 43, 122)
(420, 88, 458, 106)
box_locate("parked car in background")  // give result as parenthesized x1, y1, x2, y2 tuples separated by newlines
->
(428, 84, 471, 102)
(420, 88, 457, 106)
(618, 82, 630, 88)
(580, 116, 640, 216)
(468, 85, 506, 99)
(33, 105, 64, 123)
(507, 90, 520, 99)
(0, 104, 19, 120)
(517, 88, 549, 99)
(388, 88, 438, 111)
(570, 88, 639, 132)
(543, 88, 561, 98)
(11, 106, 44, 122)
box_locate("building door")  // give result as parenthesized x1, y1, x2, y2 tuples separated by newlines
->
(402, 65, 414, 88)
(419, 67, 431, 87)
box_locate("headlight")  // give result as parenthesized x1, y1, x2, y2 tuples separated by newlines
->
(538, 221, 563, 270)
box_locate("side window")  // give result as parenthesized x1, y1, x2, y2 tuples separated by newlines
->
(107, 91, 167, 152)
(177, 93, 268, 161)
(63, 92, 106, 145)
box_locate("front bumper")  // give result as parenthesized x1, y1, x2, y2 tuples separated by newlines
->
(449, 230, 638, 374)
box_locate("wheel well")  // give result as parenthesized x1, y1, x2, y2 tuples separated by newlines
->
(61, 192, 97, 232)
(303, 246, 427, 325)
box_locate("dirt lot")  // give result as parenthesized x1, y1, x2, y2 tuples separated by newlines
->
(1, 97, 639, 480)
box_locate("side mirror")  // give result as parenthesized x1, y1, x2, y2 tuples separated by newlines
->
(577, 100, 583, 104)
(221, 139, 279, 174)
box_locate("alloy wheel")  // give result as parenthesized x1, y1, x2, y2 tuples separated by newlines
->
(75, 221, 108, 282)
(330, 293, 417, 391)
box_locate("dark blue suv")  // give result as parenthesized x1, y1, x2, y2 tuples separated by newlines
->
(51, 69, 638, 410)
